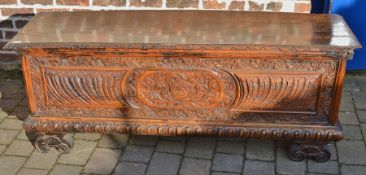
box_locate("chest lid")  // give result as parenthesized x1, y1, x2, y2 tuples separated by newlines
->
(4, 10, 361, 51)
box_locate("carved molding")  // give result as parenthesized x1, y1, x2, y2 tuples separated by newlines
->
(24, 117, 343, 141)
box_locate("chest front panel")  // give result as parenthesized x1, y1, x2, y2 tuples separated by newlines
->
(24, 51, 339, 125)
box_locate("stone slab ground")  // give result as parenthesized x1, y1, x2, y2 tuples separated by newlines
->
(0, 73, 366, 175)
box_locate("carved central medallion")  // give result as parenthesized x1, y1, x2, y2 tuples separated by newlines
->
(135, 70, 225, 110)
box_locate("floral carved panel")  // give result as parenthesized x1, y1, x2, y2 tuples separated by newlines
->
(125, 69, 237, 110)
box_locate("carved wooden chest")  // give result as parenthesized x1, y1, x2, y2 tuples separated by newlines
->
(5, 11, 361, 162)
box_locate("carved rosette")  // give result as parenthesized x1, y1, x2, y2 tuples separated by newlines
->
(123, 68, 237, 111)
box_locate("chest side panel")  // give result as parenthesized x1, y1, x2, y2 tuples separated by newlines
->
(24, 51, 339, 125)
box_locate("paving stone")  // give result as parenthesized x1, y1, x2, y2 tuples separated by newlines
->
(361, 123, 366, 141)
(98, 134, 128, 148)
(50, 164, 82, 175)
(216, 141, 245, 155)
(156, 140, 185, 154)
(1, 92, 25, 100)
(6, 115, 17, 119)
(328, 142, 338, 161)
(246, 139, 275, 161)
(4, 140, 34, 156)
(185, 137, 216, 159)
(179, 158, 211, 175)
(353, 91, 366, 109)
(0, 99, 19, 111)
(58, 140, 97, 166)
(339, 111, 359, 125)
(10, 106, 30, 120)
(113, 162, 147, 175)
(0, 144, 6, 154)
(121, 145, 154, 163)
(343, 76, 360, 92)
(355, 76, 366, 92)
(17, 168, 48, 175)
(129, 135, 158, 146)
(0, 110, 8, 122)
(211, 172, 240, 175)
(74, 133, 102, 141)
(160, 136, 187, 142)
(0, 118, 23, 130)
(0, 80, 24, 93)
(0, 129, 19, 144)
(212, 153, 243, 173)
(24, 149, 59, 170)
(217, 137, 246, 142)
(340, 91, 355, 112)
(308, 160, 338, 174)
(337, 140, 366, 165)
(341, 165, 366, 175)
(357, 110, 366, 123)
(276, 148, 306, 175)
(0, 156, 26, 175)
(17, 130, 29, 140)
(19, 98, 29, 106)
(84, 148, 121, 174)
(343, 125, 363, 140)
(243, 160, 275, 175)
(146, 152, 181, 175)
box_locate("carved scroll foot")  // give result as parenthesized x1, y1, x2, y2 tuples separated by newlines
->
(33, 133, 74, 154)
(288, 141, 330, 162)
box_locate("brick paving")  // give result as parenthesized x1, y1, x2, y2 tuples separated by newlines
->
(0, 73, 366, 175)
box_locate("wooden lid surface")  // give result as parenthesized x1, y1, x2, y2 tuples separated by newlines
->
(5, 10, 361, 51)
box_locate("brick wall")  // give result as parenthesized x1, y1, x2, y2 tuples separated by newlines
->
(0, 0, 311, 69)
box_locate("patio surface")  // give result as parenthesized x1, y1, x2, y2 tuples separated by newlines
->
(0, 73, 366, 175)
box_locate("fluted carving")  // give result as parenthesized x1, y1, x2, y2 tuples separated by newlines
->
(234, 73, 321, 112)
(43, 68, 129, 108)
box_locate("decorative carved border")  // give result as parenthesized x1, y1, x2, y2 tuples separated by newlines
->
(23, 116, 343, 141)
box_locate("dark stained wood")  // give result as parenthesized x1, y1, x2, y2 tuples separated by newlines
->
(5, 10, 361, 51)
(6, 10, 361, 162)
